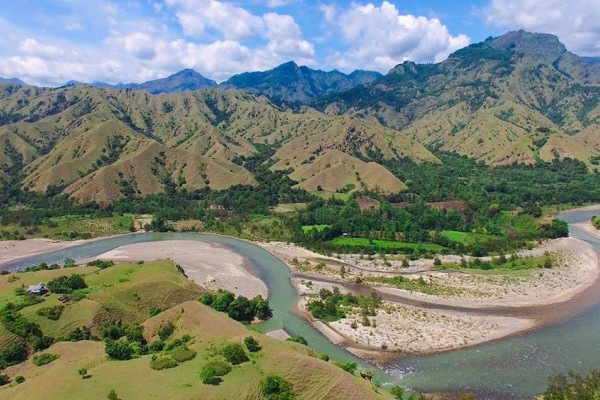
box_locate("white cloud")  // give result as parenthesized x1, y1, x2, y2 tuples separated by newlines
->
(483, 0, 600, 56)
(323, 1, 470, 72)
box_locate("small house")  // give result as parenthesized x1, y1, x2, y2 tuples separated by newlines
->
(27, 282, 48, 295)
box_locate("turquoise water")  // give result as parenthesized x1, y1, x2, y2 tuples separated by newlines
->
(387, 209, 600, 399)
(2, 208, 599, 397)
(0, 233, 387, 382)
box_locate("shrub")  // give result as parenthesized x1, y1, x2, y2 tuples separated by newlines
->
(286, 336, 307, 345)
(205, 360, 232, 377)
(32, 353, 59, 366)
(157, 322, 175, 341)
(332, 361, 357, 375)
(222, 343, 248, 365)
(148, 340, 165, 353)
(318, 353, 329, 361)
(390, 385, 404, 399)
(199, 365, 220, 385)
(170, 346, 196, 363)
(244, 336, 261, 352)
(68, 326, 93, 341)
(36, 305, 64, 320)
(47, 274, 87, 294)
(199, 292, 214, 306)
(227, 296, 255, 321)
(211, 290, 235, 312)
(148, 307, 162, 317)
(150, 356, 178, 370)
(104, 340, 133, 360)
(15, 375, 25, 384)
(261, 374, 296, 400)
(0, 374, 10, 386)
(87, 259, 115, 269)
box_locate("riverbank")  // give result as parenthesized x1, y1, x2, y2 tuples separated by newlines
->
(262, 235, 600, 358)
(82, 240, 268, 299)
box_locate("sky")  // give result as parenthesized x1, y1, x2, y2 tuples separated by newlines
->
(1, 0, 599, 86)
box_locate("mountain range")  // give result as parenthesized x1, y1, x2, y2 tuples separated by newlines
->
(1, 30, 600, 203)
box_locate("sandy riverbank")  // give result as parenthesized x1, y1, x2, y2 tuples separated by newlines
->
(85, 240, 268, 299)
(267, 234, 600, 357)
(0, 238, 84, 265)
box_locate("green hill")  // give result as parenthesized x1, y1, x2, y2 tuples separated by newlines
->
(0, 262, 392, 400)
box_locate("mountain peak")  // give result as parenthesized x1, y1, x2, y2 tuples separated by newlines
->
(488, 30, 567, 61)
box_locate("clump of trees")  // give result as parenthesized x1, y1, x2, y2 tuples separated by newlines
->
(307, 287, 380, 322)
(261, 374, 296, 400)
(47, 274, 87, 294)
(199, 290, 271, 322)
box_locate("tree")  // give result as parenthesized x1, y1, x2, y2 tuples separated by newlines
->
(211, 290, 235, 312)
(261, 374, 296, 400)
(543, 369, 600, 399)
(107, 389, 120, 400)
(199, 365, 220, 385)
(78, 368, 88, 379)
(227, 296, 255, 322)
(244, 336, 261, 352)
(222, 343, 248, 365)
(251, 295, 271, 320)
(104, 340, 133, 360)
(199, 292, 214, 306)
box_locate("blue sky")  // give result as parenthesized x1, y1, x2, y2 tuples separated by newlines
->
(1, 0, 599, 86)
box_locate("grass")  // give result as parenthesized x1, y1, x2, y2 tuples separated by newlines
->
(497, 211, 538, 237)
(302, 225, 331, 233)
(436, 254, 558, 275)
(330, 237, 446, 252)
(0, 215, 134, 241)
(0, 301, 392, 400)
(310, 191, 352, 201)
(441, 230, 501, 245)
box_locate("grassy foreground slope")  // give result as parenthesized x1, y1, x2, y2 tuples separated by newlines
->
(0, 262, 392, 400)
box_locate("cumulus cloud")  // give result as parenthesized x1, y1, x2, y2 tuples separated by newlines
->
(323, 1, 470, 72)
(483, 0, 600, 56)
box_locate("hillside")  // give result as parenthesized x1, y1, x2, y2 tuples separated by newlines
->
(0, 262, 391, 400)
(0, 83, 434, 203)
(313, 30, 600, 167)
(221, 61, 382, 103)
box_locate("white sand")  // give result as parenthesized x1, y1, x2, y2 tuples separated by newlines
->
(86, 240, 268, 299)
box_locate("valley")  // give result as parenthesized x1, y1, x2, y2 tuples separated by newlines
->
(1, 29, 600, 399)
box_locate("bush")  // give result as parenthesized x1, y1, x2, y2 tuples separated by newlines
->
(32, 353, 59, 366)
(261, 374, 296, 400)
(390, 385, 404, 399)
(211, 290, 235, 312)
(148, 340, 165, 353)
(15, 375, 25, 384)
(105, 339, 133, 360)
(150, 356, 178, 370)
(199, 292, 214, 306)
(47, 274, 87, 294)
(222, 343, 248, 365)
(170, 346, 196, 363)
(87, 259, 115, 269)
(205, 360, 232, 377)
(332, 361, 357, 375)
(157, 322, 175, 341)
(68, 326, 93, 341)
(227, 296, 255, 322)
(244, 336, 261, 352)
(318, 353, 329, 361)
(544, 369, 600, 399)
(36, 305, 64, 320)
(148, 307, 162, 317)
(0, 374, 10, 386)
(286, 336, 307, 346)
(0, 343, 28, 367)
(199, 365, 220, 385)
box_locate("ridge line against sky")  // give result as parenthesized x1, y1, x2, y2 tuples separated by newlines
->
(0, 0, 599, 86)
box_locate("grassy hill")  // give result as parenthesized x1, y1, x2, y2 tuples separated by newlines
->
(313, 31, 600, 168)
(0, 84, 435, 203)
(0, 262, 392, 400)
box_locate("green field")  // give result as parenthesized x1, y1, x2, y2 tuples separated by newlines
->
(436, 254, 558, 275)
(497, 212, 538, 237)
(0, 215, 134, 241)
(302, 225, 332, 233)
(441, 230, 501, 245)
(330, 237, 446, 252)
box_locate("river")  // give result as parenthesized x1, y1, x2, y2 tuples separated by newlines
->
(1, 208, 599, 399)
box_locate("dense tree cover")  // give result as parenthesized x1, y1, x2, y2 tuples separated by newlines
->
(544, 369, 600, 399)
(382, 152, 600, 208)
